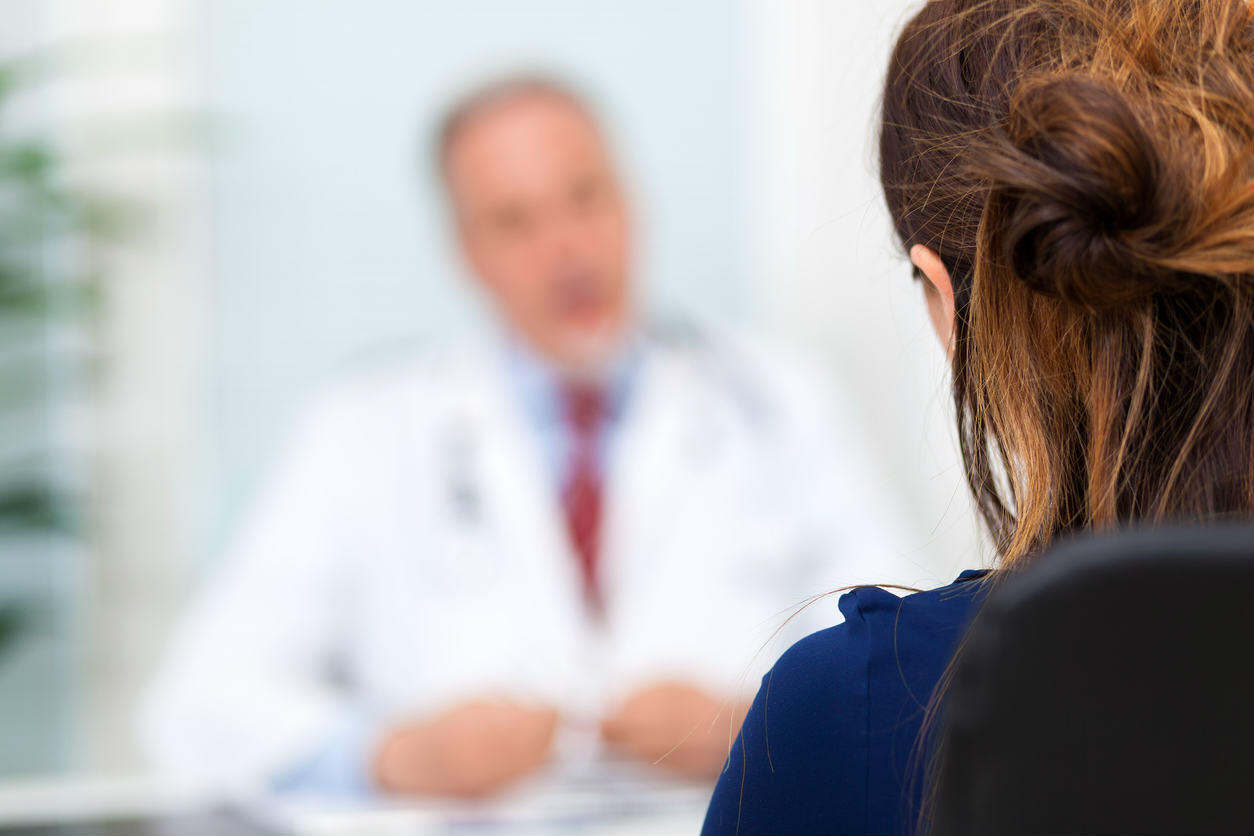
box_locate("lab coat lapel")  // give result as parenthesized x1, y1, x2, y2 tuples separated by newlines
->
(458, 346, 596, 695)
(602, 342, 720, 611)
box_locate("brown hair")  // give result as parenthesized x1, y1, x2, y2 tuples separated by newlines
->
(880, 0, 1254, 564)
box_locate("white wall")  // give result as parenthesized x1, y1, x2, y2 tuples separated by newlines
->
(748, 0, 986, 585)
(46, 0, 208, 771)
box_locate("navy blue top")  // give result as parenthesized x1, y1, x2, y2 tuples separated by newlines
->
(702, 570, 990, 836)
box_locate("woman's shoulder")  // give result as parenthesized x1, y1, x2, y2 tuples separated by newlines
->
(758, 570, 991, 735)
(701, 570, 990, 836)
(776, 569, 990, 675)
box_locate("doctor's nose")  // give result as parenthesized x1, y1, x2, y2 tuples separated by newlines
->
(531, 214, 597, 276)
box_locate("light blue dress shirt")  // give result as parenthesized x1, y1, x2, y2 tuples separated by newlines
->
(499, 335, 640, 485)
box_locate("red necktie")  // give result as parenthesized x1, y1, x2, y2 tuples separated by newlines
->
(561, 384, 605, 613)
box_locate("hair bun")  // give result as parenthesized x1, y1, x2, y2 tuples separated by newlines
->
(983, 75, 1184, 310)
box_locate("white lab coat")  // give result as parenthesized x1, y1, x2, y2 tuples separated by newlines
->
(141, 321, 908, 797)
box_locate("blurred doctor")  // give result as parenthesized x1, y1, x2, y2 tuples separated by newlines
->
(142, 77, 906, 799)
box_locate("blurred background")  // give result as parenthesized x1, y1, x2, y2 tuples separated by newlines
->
(0, 0, 982, 782)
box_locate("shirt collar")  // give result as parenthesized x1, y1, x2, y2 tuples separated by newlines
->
(500, 330, 642, 428)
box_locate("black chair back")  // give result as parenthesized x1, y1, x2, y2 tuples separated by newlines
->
(933, 523, 1254, 835)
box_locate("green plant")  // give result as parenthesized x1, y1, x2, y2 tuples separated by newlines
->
(0, 55, 128, 535)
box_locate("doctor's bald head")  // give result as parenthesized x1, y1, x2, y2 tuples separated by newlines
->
(434, 76, 634, 374)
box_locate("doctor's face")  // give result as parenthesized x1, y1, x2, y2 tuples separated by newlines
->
(445, 94, 633, 373)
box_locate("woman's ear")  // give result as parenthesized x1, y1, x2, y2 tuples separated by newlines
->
(910, 245, 956, 357)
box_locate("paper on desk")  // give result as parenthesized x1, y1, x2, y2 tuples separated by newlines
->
(255, 757, 712, 836)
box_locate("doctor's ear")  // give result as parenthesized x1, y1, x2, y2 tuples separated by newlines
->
(455, 220, 494, 292)
(910, 245, 956, 358)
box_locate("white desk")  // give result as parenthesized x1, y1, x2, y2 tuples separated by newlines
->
(0, 764, 710, 836)
(0, 775, 189, 826)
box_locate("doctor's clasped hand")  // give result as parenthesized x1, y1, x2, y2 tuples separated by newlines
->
(372, 701, 559, 798)
(600, 682, 750, 779)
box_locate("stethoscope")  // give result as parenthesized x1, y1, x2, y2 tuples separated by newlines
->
(439, 418, 483, 528)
